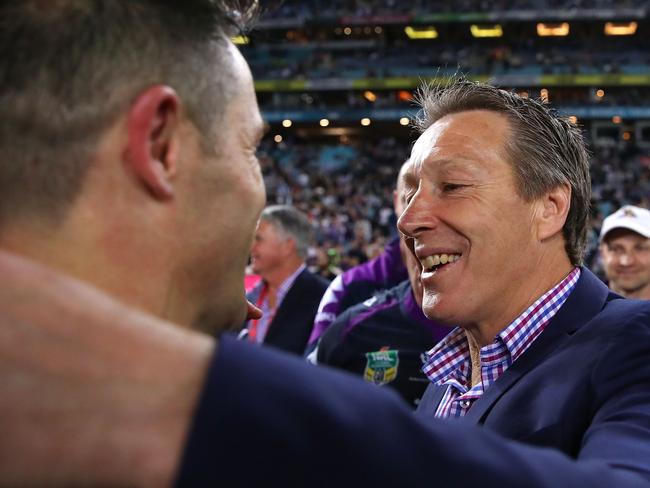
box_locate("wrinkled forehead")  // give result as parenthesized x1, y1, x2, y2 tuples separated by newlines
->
(408, 118, 453, 176)
(407, 110, 512, 179)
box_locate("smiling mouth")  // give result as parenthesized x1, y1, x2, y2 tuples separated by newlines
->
(419, 253, 461, 273)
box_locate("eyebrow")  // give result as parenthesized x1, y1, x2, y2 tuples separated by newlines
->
(253, 121, 269, 145)
(402, 171, 418, 189)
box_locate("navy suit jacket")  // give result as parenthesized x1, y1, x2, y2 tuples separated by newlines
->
(178, 269, 650, 487)
(415, 268, 650, 457)
(245, 268, 328, 355)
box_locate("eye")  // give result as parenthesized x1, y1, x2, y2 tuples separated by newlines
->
(441, 183, 466, 192)
(402, 190, 416, 205)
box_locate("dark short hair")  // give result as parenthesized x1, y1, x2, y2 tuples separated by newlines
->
(261, 205, 313, 260)
(415, 79, 591, 266)
(0, 0, 258, 224)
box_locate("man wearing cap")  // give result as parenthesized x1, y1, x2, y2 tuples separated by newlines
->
(600, 205, 650, 299)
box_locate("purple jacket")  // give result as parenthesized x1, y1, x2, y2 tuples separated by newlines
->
(307, 236, 408, 347)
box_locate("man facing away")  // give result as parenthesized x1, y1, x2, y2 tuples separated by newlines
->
(0, 2, 649, 486)
(243, 205, 328, 354)
(305, 160, 411, 353)
(0, 1, 266, 484)
(313, 235, 449, 407)
(599, 205, 650, 299)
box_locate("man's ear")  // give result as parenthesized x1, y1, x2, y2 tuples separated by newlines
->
(536, 183, 571, 241)
(124, 85, 181, 200)
(283, 236, 298, 257)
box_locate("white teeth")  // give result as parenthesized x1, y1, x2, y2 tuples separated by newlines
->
(419, 253, 461, 270)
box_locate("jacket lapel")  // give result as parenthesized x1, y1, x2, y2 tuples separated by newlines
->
(462, 268, 613, 424)
(263, 269, 305, 342)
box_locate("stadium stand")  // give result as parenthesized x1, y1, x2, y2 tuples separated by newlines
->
(241, 1, 650, 280)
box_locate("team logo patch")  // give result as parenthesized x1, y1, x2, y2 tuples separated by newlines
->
(364, 349, 399, 385)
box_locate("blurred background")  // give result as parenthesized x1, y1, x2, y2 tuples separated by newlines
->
(240, 0, 650, 283)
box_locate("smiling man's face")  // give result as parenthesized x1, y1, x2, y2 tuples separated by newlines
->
(398, 110, 544, 333)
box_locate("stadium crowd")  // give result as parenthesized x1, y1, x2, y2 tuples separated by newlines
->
(263, 0, 647, 18)
(246, 40, 650, 82)
(258, 134, 650, 281)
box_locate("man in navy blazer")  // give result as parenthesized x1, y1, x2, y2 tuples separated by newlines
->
(177, 81, 650, 486)
(242, 205, 329, 354)
(0, 1, 649, 485)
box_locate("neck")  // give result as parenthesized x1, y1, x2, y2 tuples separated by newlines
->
(0, 216, 195, 328)
(262, 257, 303, 290)
(465, 251, 574, 347)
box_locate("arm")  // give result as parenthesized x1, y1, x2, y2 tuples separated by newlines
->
(178, 334, 650, 487)
(307, 274, 345, 348)
(579, 309, 650, 479)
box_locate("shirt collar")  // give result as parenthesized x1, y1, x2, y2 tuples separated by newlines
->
(422, 267, 581, 385)
(274, 263, 306, 304)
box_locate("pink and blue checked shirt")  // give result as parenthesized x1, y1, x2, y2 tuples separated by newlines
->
(422, 267, 581, 418)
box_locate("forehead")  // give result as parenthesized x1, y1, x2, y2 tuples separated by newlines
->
(604, 229, 650, 246)
(408, 110, 512, 177)
(257, 218, 281, 234)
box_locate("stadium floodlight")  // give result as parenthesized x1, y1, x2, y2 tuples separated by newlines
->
(537, 23, 570, 36)
(470, 24, 503, 38)
(540, 88, 549, 103)
(399, 117, 410, 126)
(274, 135, 283, 143)
(360, 118, 371, 126)
(397, 90, 412, 102)
(363, 91, 377, 103)
(604, 22, 638, 36)
(282, 119, 292, 128)
(231, 35, 249, 45)
(319, 119, 330, 127)
(404, 26, 438, 40)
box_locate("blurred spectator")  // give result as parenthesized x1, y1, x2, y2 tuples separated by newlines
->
(306, 160, 411, 351)
(599, 205, 650, 299)
(241, 205, 329, 354)
(311, 237, 449, 408)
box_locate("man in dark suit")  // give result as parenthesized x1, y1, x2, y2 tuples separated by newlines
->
(0, 2, 649, 486)
(243, 205, 329, 354)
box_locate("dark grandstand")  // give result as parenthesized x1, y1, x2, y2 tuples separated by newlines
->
(242, 1, 650, 278)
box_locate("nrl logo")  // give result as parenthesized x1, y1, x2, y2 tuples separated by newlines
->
(364, 348, 399, 386)
(622, 208, 637, 218)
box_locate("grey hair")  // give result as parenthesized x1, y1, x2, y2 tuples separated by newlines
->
(0, 0, 258, 225)
(415, 78, 591, 266)
(260, 205, 313, 260)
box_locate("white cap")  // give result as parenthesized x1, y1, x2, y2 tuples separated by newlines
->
(600, 205, 650, 242)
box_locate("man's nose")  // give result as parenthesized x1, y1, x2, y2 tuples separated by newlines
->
(397, 192, 437, 239)
(619, 253, 633, 266)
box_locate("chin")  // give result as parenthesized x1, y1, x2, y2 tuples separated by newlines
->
(193, 298, 246, 336)
(422, 295, 461, 327)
